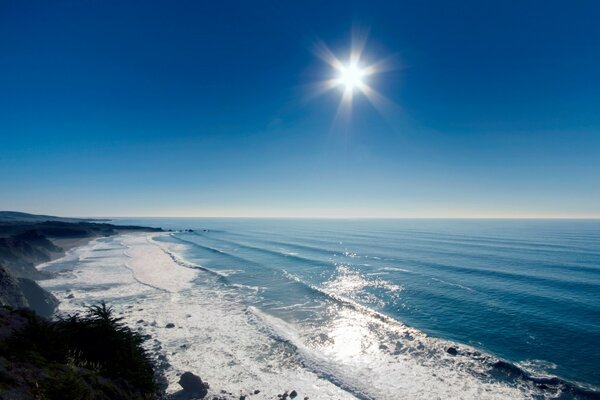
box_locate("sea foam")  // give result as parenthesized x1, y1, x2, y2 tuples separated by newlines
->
(38, 232, 586, 399)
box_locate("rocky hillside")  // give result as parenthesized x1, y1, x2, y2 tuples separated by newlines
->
(0, 211, 162, 317)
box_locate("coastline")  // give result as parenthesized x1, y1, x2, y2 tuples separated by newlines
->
(39, 232, 359, 399)
(0, 211, 163, 317)
(37, 230, 600, 400)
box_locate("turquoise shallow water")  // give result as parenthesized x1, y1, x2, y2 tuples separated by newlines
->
(111, 218, 600, 394)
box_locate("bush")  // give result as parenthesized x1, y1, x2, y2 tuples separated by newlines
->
(4, 301, 158, 399)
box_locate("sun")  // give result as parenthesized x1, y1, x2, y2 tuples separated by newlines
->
(310, 31, 396, 119)
(337, 63, 366, 91)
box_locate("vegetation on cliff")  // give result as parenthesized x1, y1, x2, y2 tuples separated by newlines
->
(0, 302, 160, 400)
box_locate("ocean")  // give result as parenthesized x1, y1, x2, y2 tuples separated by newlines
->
(40, 218, 600, 399)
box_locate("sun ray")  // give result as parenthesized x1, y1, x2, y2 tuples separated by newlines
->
(309, 31, 398, 124)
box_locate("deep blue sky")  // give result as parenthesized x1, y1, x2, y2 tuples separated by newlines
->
(1, 0, 599, 217)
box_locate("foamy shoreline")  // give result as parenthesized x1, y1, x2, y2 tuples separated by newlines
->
(36, 231, 591, 400)
(38, 232, 357, 399)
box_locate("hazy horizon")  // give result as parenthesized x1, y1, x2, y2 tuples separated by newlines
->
(4, 209, 600, 220)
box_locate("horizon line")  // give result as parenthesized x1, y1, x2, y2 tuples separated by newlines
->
(3, 210, 600, 220)
(94, 215, 600, 220)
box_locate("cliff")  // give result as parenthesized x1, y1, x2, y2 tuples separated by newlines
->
(0, 211, 162, 317)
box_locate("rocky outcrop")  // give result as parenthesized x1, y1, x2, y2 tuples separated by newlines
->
(0, 265, 28, 309)
(16, 277, 59, 317)
(178, 371, 209, 398)
(0, 265, 58, 317)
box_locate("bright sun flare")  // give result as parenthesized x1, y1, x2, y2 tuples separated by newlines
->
(312, 32, 395, 116)
(337, 63, 365, 91)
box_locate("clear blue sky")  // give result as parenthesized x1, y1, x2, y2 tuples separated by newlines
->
(1, 0, 599, 217)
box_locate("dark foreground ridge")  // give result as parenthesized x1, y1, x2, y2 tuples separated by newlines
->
(0, 211, 162, 316)
(0, 302, 161, 400)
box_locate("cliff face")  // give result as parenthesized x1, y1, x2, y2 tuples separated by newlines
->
(0, 230, 62, 317)
(0, 265, 58, 318)
(0, 231, 61, 280)
(0, 265, 28, 310)
(0, 212, 162, 318)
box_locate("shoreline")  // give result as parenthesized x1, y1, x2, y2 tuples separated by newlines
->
(36, 230, 600, 400)
(39, 232, 358, 399)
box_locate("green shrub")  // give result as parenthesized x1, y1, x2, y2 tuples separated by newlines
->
(4, 301, 157, 399)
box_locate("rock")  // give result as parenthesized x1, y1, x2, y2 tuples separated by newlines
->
(178, 372, 209, 397)
(254, 389, 260, 394)
(239, 396, 246, 400)
(304, 397, 309, 400)
(165, 322, 175, 328)
(137, 319, 144, 323)
(446, 346, 458, 356)
(66, 293, 75, 299)
(290, 390, 297, 398)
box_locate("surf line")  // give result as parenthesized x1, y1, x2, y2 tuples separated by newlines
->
(120, 240, 172, 294)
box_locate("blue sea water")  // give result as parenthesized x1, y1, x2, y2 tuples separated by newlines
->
(111, 218, 600, 395)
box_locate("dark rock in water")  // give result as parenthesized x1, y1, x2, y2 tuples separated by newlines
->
(253, 389, 260, 394)
(290, 390, 298, 398)
(304, 397, 309, 400)
(66, 293, 75, 299)
(137, 319, 144, 323)
(165, 322, 175, 328)
(179, 372, 209, 398)
(239, 396, 246, 400)
(446, 347, 458, 356)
